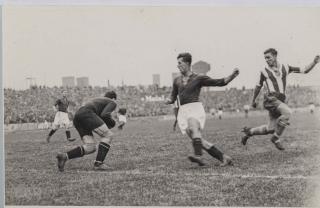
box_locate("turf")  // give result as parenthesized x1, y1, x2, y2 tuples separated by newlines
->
(5, 111, 320, 206)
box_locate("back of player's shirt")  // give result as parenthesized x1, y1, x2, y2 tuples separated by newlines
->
(84, 97, 116, 116)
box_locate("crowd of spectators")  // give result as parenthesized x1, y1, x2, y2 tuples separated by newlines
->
(4, 84, 320, 124)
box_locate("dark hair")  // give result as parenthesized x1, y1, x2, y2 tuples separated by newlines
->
(118, 108, 127, 115)
(104, 91, 117, 100)
(264, 48, 278, 56)
(177, 52, 192, 65)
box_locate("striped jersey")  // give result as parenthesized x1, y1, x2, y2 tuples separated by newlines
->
(257, 63, 302, 95)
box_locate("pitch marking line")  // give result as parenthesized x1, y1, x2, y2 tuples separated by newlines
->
(48, 169, 320, 180)
(20, 168, 320, 180)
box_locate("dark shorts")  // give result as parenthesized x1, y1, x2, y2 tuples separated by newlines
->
(73, 107, 105, 137)
(263, 92, 286, 118)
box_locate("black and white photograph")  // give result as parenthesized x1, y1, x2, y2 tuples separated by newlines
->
(2, 0, 320, 207)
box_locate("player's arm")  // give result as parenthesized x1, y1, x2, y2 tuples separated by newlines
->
(100, 102, 117, 129)
(200, 68, 239, 87)
(288, 55, 320, 74)
(53, 100, 59, 111)
(252, 72, 265, 108)
(165, 79, 178, 104)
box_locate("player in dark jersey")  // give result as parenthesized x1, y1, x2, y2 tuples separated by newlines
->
(165, 52, 239, 166)
(241, 48, 319, 150)
(46, 90, 75, 143)
(56, 91, 118, 171)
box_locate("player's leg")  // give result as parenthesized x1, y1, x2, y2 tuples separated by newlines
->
(270, 103, 291, 150)
(46, 112, 60, 143)
(197, 133, 232, 166)
(62, 113, 75, 142)
(57, 133, 96, 172)
(241, 111, 275, 146)
(185, 117, 232, 166)
(186, 118, 202, 155)
(92, 124, 114, 169)
(56, 111, 97, 171)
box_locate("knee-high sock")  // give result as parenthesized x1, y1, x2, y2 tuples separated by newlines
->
(48, 129, 57, 137)
(205, 145, 223, 162)
(67, 146, 85, 159)
(275, 124, 286, 137)
(66, 130, 71, 139)
(95, 142, 110, 164)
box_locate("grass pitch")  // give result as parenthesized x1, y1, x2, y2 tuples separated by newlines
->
(5, 111, 320, 206)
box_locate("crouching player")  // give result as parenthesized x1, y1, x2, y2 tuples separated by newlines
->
(56, 91, 118, 171)
(117, 108, 127, 130)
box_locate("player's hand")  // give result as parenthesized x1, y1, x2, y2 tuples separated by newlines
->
(251, 101, 257, 108)
(314, 55, 320, 64)
(232, 68, 240, 77)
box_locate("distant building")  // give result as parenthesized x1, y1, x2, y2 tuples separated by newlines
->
(62, 76, 75, 87)
(192, 60, 210, 75)
(153, 74, 160, 87)
(77, 77, 89, 87)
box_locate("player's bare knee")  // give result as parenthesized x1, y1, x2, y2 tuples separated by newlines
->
(277, 115, 290, 127)
(82, 143, 96, 155)
(186, 127, 200, 138)
(93, 124, 113, 138)
(101, 136, 113, 145)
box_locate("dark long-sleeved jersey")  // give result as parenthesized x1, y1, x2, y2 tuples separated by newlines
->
(83, 97, 117, 121)
(55, 98, 69, 112)
(169, 73, 227, 105)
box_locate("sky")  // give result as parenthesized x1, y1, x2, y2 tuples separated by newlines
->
(3, 5, 320, 89)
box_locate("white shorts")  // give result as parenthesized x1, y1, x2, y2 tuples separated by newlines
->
(118, 114, 127, 123)
(53, 111, 71, 128)
(177, 102, 206, 134)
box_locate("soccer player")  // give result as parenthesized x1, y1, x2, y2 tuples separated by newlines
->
(46, 90, 75, 143)
(117, 108, 127, 130)
(217, 106, 223, 120)
(165, 52, 239, 166)
(309, 103, 315, 114)
(241, 48, 319, 150)
(244, 104, 250, 118)
(56, 91, 118, 171)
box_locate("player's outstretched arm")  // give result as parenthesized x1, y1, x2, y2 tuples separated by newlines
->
(303, 55, 320, 74)
(251, 85, 262, 108)
(200, 68, 240, 87)
(223, 68, 240, 85)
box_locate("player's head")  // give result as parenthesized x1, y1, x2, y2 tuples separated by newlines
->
(177, 52, 192, 75)
(118, 108, 127, 115)
(62, 90, 67, 97)
(104, 91, 117, 100)
(264, 48, 278, 67)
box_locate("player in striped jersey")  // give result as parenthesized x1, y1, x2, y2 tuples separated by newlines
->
(241, 48, 319, 150)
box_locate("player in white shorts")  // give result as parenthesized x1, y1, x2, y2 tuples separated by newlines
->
(46, 90, 75, 143)
(165, 52, 239, 166)
(117, 108, 127, 130)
